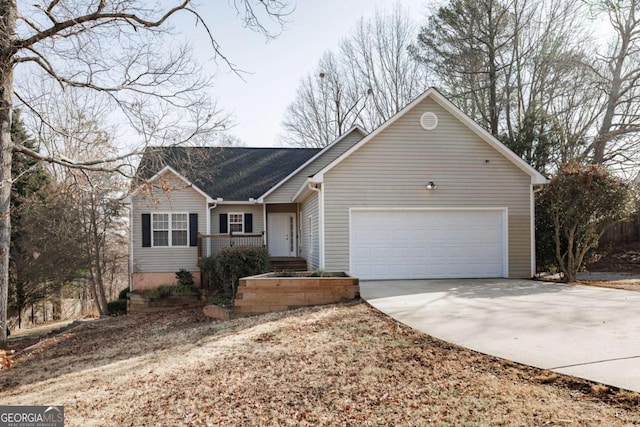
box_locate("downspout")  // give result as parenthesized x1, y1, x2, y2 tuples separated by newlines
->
(206, 200, 219, 258)
(263, 203, 267, 248)
(308, 182, 324, 269)
(127, 204, 133, 291)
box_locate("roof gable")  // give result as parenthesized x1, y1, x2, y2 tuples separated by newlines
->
(133, 147, 320, 201)
(122, 165, 212, 204)
(258, 126, 367, 202)
(312, 88, 548, 186)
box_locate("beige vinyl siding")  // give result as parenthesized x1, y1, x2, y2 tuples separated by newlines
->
(132, 173, 207, 273)
(300, 193, 320, 270)
(210, 204, 265, 234)
(264, 131, 364, 203)
(323, 97, 533, 278)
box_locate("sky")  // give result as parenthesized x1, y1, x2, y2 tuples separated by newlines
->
(178, 1, 427, 148)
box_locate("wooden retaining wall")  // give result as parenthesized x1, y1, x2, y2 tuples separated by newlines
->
(128, 292, 204, 313)
(233, 274, 359, 315)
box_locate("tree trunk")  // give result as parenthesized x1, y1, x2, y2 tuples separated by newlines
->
(593, 4, 632, 164)
(0, 0, 17, 347)
(89, 197, 109, 314)
(88, 268, 106, 316)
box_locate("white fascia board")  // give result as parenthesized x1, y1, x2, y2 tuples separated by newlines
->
(257, 126, 368, 203)
(291, 177, 324, 203)
(215, 200, 261, 205)
(291, 179, 312, 203)
(314, 88, 549, 186)
(127, 165, 214, 203)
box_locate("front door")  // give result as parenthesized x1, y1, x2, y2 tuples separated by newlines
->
(268, 213, 297, 257)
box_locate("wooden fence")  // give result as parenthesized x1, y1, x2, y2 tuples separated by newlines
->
(600, 214, 640, 244)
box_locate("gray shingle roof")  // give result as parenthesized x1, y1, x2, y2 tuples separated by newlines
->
(136, 146, 321, 200)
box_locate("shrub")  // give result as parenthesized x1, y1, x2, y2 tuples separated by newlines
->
(277, 269, 296, 277)
(539, 162, 635, 282)
(535, 195, 561, 273)
(149, 285, 174, 299)
(213, 246, 269, 297)
(117, 287, 130, 300)
(210, 293, 233, 308)
(175, 269, 195, 287)
(107, 300, 127, 316)
(198, 255, 219, 290)
(147, 284, 196, 300)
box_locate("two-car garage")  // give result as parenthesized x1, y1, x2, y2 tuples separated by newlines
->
(350, 208, 508, 280)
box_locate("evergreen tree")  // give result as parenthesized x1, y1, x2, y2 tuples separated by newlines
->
(9, 110, 50, 327)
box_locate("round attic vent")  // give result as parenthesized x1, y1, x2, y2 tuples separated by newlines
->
(420, 112, 438, 130)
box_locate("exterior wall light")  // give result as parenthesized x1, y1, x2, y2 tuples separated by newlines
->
(426, 181, 437, 190)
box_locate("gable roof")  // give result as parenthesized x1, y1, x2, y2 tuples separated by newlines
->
(311, 88, 549, 186)
(134, 146, 320, 200)
(126, 164, 214, 202)
(257, 125, 368, 201)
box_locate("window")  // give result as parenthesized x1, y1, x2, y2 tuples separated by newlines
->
(152, 213, 169, 247)
(229, 213, 244, 233)
(171, 213, 188, 246)
(152, 213, 188, 247)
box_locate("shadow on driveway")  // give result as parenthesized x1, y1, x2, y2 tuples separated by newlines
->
(361, 279, 640, 393)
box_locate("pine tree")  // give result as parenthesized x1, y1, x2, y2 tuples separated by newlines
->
(9, 110, 50, 328)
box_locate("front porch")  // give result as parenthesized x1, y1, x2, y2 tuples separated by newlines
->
(196, 232, 265, 259)
(196, 233, 307, 272)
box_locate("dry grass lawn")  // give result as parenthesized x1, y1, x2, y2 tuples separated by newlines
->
(1, 302, 639, 426)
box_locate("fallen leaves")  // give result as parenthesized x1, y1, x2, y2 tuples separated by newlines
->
(0, 303, 638, 426)
(0, 349, 14, 369)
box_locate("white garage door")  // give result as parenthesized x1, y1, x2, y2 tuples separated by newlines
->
(350, 209, 507, 280)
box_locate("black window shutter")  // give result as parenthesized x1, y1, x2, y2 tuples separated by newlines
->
(219, 213, 228, 234)
(142, 214, 151, 247)
(189, 213, 198, 247)
(244, 213, 253, 233)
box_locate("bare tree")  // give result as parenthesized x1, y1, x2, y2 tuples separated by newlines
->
(282, 52, 367, 148)
(342, 6, 431, 131)
(34, 93, 128, 315)
(282, 5, 429, 147)
(0, 0, 291, 345)
(587, 0, 640, 166)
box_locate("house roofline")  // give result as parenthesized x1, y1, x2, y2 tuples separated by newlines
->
(257, 125, 368, 202)
(313, 88, 549, 186)
(291, 177, 321, 203)
(124, 165, 214, 203)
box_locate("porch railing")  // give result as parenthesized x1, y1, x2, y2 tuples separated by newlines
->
(197, 232, 265, 259)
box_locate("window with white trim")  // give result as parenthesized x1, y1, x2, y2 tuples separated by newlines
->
(228, 213, 244, 233)
(152, 213, 188, 247)
(172, 213, 188, 246)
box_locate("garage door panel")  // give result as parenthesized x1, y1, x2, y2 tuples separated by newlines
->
(351, 209, 506, 280)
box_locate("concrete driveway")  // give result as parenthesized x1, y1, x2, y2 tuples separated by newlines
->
(361, 279, 640, 393)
